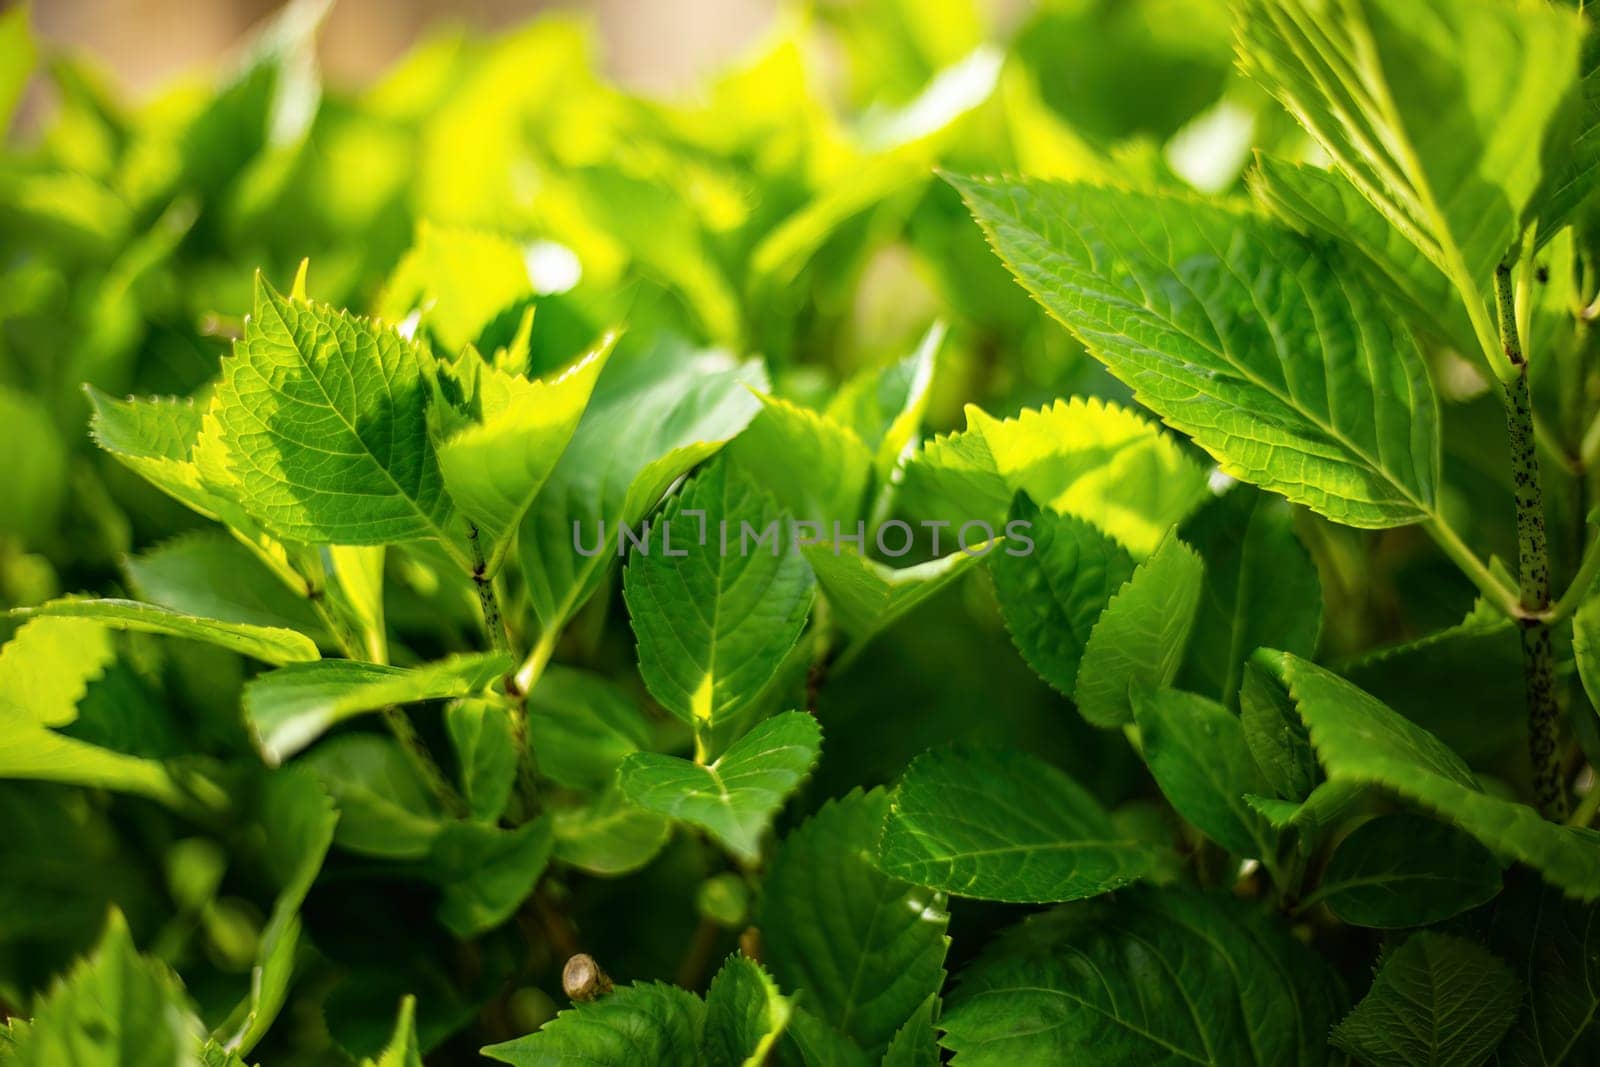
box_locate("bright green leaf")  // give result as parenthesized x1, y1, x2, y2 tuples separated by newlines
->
(952, 176, 1442, 528)
(1073, 531, 1203, 728)
(618, 711, 822, 863)
(13, 597, 319, 666)
(623, 460, 815, 734)
(243, 652, 511, 764)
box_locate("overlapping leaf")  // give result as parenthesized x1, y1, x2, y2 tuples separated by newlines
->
(877, 745, 1167, 903)
(618, 710, 822, 862)
(761, 789, 949, 1055)
(1270, 652, 1600, 900)
(953, 176, 1442, 528)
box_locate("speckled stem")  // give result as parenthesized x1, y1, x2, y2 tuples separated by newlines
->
(1496, 261, 1568, 820)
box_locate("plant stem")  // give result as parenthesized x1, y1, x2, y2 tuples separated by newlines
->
(1495, 261, 1568, 820)
(468, 525, 510, 656)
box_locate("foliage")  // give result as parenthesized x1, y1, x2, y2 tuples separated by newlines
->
(3, 0, 1600, 1063)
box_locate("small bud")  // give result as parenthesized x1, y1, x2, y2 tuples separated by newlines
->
(562, 953, 613, 1002)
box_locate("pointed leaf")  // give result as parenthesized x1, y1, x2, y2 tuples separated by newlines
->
(988, 493, 1135, 698)
(125, 531, 325, 637)
(243, 652, 511, 764)
(519, 339, 765, 639)
(209, 277, 454, 546)
(1331, 934, 1518, 1067)
(1131, 686, 1275, 858)
(1177, 488, 1321, 708)
(624, 460, 815, 733)
(877, 745, 1169, 903)
(761, 789, 949, 1055)
(940, 888, 1341, 1066)
(445, 699, 518, 823)
(1313, 813, 1501, 929)
(482, 982, 705, 1067)
(438, 337, 613, 572)
(12, 911, 203, 1067)
(704, 955, 794, 1067)
(1489, 872, 1600, 1066)
(804, 542, 987, 649)
(14, 597, 319, 665)
(729, 394, 873, 527)
(618, 711, 822, 863)
(1073, 532, 1203, 727)
(901, 397, 1207, 556)
(1238, 0, 1582, 362)
(1270, 652, 1600, 901)
(298, 734, 444, 859)
(953, 176, 1442, 528)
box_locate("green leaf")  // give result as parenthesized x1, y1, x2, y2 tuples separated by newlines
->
(761, 789, 949, 1055)
(217, 769, 337, 1055)
(704, 955, 794, 1067)
(826, 322, 942, 490)
(1573, 592, 1600, 737)
(362, 996, 423, 1067)
(551, 786, 672, 876)
(1177, 488, 1321, 708)
(524, 666, 655, 791)
(988, 493, 1136, 699)
(86, 388, 240, 525)
(519, 339, 766, 641)
(11, 911, 203, 1067)
(425, 818, 553, 937)
(879, 995, 940, 1067)
(208, 276, 456, 547)
(805, 542, 987, 650)
(1131, 687, 1274, 858)
(623, 460, 816, 734)
(952, 176, 1442, 528)
(1534, 37, 1600, 241)
(298, 734, 444, 859)
(900, 397, 1207, 556)
(243, 652, 511, 764)
(1073, 531, 1203, 728)
(437, 335, 613, 572)
(1238, 0, 1582, 366)
(445, 699, 518, 822)
(728, 394, 873, 527)
(1311, 813, 1501, 929)
(1249, 156, 1474, 354)
(877, 745, 1168, 903)
(482, 982, 706, 1067)
(618, 710, 822, 863)
(779, 1009, 872, 1067)
(1489, 873, 1600, 1065)
(13, 597, 319, 666)
(1240, 661, 1319, 801)
(125, 531, 326, 637)
(378, 222, 535, 355)
(940, 887, 1340, 1066)
(1270, 652, 1600, 901)
(1330, 934, 1519, 1067)
(0, 618, 186, 805)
